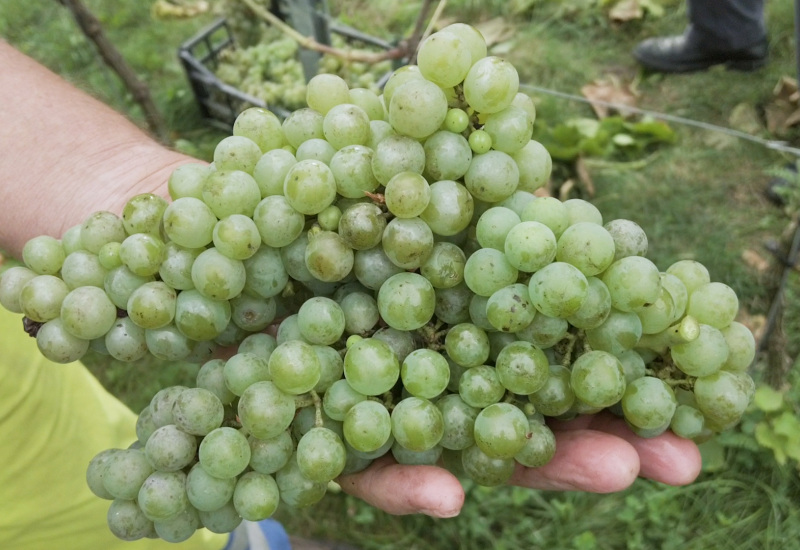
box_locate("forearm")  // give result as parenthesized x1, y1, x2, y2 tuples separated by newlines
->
(0, 40, 197, 259)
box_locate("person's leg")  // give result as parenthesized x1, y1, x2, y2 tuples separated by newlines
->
(633, 0, 767, 73)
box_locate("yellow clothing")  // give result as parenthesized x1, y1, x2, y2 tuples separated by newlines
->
(0, 307, 227, 550)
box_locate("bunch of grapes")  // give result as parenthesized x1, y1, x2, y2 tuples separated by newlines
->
(0, 23, 757, 544)
(215, 25, 393, 113)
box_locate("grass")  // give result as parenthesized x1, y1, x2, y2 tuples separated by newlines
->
(3, 0, 800, 548)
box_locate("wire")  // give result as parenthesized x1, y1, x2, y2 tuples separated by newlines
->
(520, 83, 800, 158)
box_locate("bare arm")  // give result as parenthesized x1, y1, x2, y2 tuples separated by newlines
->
(0, 40, 191, 259)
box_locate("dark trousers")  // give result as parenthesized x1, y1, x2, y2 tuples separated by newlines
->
(688, 0, 766, 50)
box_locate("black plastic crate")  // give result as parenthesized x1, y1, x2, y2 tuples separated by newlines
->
(179, 1, 397, 131)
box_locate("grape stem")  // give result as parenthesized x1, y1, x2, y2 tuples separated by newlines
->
(311, 390, 324, 428)
(637, 315, 701, 354)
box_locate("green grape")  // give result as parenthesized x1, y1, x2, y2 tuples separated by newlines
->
(0, 265, 37, 313)
(621, 376, 677, 431)
(230, 292, 276, 332)
(295, 137, 336, 165)
(233, 471, 280, 522)
(420, 241, 466, 289)
(339, 292, 380, 336)
(98, 242, 123, 270)
(191, 248, 246, 301)
(197, 359, 236, 405)
(305, 230, 354, 282)
(521, 196, 569, 239)
(86, 448, 120, 500)
(353, 246, 404, 290)
(168, 162, 209, 200)
(511, 140, 552, 193)
(22, 235, 65, 275)
(670, 404, 706, 439)
(464, 248, 519, 297)
(60, 224, 84, 255)
(105, 316, 148, 362)
(275, 453, 327, 509)
(416, 29, 472, 87)
(382, 217, 434, 270)
(173, 387, 224, 436)
(661, 272, 689, 323)
(465, 150, 519, 203)
(212, 214, 261, 260)
(119, 233, 166, 278)
(198, 499, 242, 534)
(322, 378, 368, 421)
(317, 204, 342, 230)
(566, 276, 612, 330)
(372, 326, 418, 364)
(144, 324, 190, 361)
(495, 340, 549, 395)
(564, 198, 603, 225)
(514, 418, 556, 468)
(570, 350, 626, 408)
(401, 348, 450, 399)
(601, 256, 662, 313)
(391, 396, 444, 452)
(468, 129, 492, 154)
(238, 380, 296, 440)
(483, 105, 533, 153)
(253, 148, 297, 197)
(436, 393, 479, 450)
(528, 364, 575, 417)
(720, 321, 756, 372)
(367, 119, 396, 150)
(213, 135, 262, 173)
(459, 365, 505, 408)
(420, 179, 474, 236)
(666, 259, 710, 295)
(556, 222, 616, 276)
(102, 448, 154, 500)
(391, 441, 442, 465)
(282, 107, 325, 149)
(185, 463, 235, 513)
(330, 145, 379, 198)
(323, 103, 370, 150)
(440, 22, 487, 64)
(473, 402, 529, 459)
(343, 337, 400, 395)
(144, 424, 197, 472)
(202, 169, 261, 218)
(336, 202, 385, 250)
(223, 351, 269, 397)
(343, 400, 392, 453)
(461, 444, 515, 487)
(282, 159, 337, 215)
(153, 507, 200, 543)
(296, 426, 347, 483)
(162, 197, 217, 249)
(486, 283, 537, 333)
(268, 340, 321, 395)
(297, 296, 345, 346)
(636, 285, 676, 335)
(686, 282, 739, 329)
(80, 211, 126, 255)
(60, 285, 117, 340)
(671, 323, 729, 377)
(233, 106, 286, 152)
(693, 370, 753, 431)
(61, 250, 108, 289)
(476, 207, 521, 251)
(382, 65, 424, 108)
(349, 87, 385, 121)
(423, 130, 472, 182)
(377, 272, 435, 331)
(106, 499, 153, 542)
(585, 308, 643, 356)
(198, 427, 251, 479)
(463, 56, 519, 114)
(443, 323, 489, 368)
(384, 171, 431, 218)
(371, 134, 426, 185)
(126, 281, 176, 329)
(137, 470, 189, 521)
(443, 108, 470, 133)
(156, 243, 200, 292)
(617, 349, 647, 383)
(511, 92, 537, 123)
(306, 73, 350, 115)
(19, 274, 69, 322)
(434, 282, 473, 325)
(527, 261, 588, 318)
(149, 386, 188, 428)
(243, 245, 289, 299)
(249, 430, 294, 475)
(515, 311, 568, 349)
(174, 289, 231, 341)
(604, 219, 648, 261)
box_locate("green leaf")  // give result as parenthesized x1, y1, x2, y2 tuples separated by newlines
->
(628, 118, 676, 142)
(753, 384, 784, 412)
(772, 410, 800, 439)
(754, 422, 788, 465)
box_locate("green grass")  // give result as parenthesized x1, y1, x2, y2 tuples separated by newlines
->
(3, 0, 800, 548)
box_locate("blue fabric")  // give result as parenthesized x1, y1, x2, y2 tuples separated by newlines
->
(223, 519, 292, 550)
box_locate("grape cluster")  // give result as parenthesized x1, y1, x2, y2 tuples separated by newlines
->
(0, 23, 757, 543)
(215, 26, 392, 113)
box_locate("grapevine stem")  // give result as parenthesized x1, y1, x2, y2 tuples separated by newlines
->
(637, 315, 701, 354)
(311, 390, 324, 427)
(239, 0, 408, 64)
(294, 394, 315, 409)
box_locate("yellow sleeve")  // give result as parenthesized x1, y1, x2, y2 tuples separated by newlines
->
(0, 307, 228, 550)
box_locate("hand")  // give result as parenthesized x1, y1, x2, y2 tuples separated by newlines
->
(337, 411, 702, 518)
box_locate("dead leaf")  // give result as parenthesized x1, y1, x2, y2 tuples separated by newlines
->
(559, 179, 576, 201)
(741, 249, 772, 274)
(580, 75, 638, 119)
(736, 310, 767, 344)
(765, 76, 800, 135)
(575, 157, 596, 197)
(609, 0, 643, 22)
(475, 17, 516, 48)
